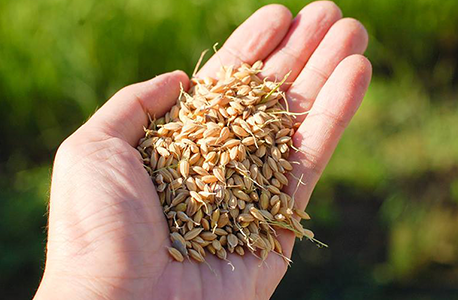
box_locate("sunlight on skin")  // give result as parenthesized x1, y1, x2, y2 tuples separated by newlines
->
(34, 2, 371, 300)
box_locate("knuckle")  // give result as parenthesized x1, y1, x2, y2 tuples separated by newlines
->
(56, 136, 76, 158)
(54, 135, 82, 165)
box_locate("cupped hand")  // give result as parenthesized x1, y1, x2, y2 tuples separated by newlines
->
(35, 2, 371, 300)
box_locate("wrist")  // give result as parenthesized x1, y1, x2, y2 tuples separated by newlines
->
(34, 269, 100, 300)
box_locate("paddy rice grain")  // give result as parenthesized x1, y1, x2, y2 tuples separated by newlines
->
(137, 60, 325, 266)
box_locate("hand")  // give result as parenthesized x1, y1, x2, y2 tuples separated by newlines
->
(34, 2, 371, 300)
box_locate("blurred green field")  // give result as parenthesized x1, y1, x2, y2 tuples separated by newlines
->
(1, 0, 458, 299)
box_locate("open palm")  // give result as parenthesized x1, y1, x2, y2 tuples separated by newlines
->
(35, 2, 371, 300)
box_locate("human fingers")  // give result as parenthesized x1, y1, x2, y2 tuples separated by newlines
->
(84, 70, 189, 146)
(197, 4, 292, 78)
(260, 1, 342, 83)
(286, 18, 369, 122)
(286, 55, 372, 209)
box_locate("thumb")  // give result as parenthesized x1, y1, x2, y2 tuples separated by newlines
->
(85, 70, 189, 146)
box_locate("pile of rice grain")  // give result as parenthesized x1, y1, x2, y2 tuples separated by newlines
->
(137, 61, 319, 264)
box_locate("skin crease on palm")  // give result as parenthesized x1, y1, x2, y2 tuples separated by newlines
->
(34, 2, 372, 300)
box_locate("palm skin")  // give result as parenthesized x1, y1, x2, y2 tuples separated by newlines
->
(35, 2, 371, 300)
(43, 130, 288, 300)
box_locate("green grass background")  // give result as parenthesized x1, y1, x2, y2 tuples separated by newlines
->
(1, 0, 458, 299)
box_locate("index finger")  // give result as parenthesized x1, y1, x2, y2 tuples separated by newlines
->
(197, 4, 292, 78)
